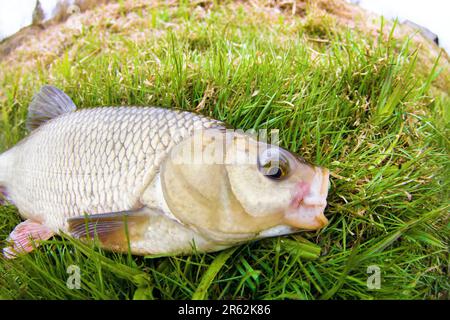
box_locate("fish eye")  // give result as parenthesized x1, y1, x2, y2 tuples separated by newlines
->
(257, 148, 289, 180)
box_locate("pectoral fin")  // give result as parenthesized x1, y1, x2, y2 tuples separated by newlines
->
(3, 219, 55, 259)
(67, 208, 150, 249)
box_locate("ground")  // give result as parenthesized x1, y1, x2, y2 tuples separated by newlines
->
(0, 0, 448, 299)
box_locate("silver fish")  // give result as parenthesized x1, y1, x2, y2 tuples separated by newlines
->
(0, 86, 330, 258)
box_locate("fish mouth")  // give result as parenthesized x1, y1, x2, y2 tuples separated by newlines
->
(284, 167, 330, 230)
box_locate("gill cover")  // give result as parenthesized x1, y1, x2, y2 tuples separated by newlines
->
(160, 129, 283, 241)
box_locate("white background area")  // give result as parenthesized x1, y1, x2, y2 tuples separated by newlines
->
(355, 0, 449, 53)
(0, 0, 59, 39)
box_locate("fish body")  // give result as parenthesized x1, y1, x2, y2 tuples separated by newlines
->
(0, 86, 330, 258)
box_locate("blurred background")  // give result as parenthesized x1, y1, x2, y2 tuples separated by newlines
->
(0, 0, 107, 39)
(1, 0, 449, 53)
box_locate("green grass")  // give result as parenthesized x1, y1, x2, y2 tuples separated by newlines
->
(0, 1, 448, 299)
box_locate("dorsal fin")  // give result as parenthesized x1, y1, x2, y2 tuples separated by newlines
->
(26, 85, 77, 131)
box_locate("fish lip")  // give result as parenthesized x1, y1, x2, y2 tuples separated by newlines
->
(310, 166, 330, 204)
(315, 210, 329, 226)
(290, 167, 330, 208)
(319, 167, 330, 197)
(284, 167, 330, 230)
(290, 182, 310, 209)
(284, 204, 328, 230)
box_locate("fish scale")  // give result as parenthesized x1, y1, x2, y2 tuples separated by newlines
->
(0, 106, 223, 232)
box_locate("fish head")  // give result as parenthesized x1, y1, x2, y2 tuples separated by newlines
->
(223, 131, 330, 231)
(161, 129, 330, 244)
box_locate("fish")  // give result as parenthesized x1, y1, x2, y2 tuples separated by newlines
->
(0, 85, 330, 259)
